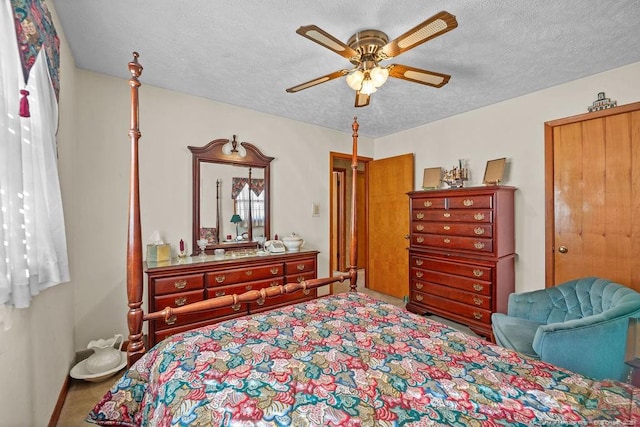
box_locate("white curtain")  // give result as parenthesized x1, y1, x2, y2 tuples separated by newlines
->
(0, 1, 70, 329)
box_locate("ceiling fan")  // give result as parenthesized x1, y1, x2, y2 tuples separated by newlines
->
(285, 11, 458, 107)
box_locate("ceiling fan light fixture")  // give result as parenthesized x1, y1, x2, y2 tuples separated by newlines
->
(360, 77, 377, 95)
(346, 70, 364, 90)
(370, 66, 389, 87)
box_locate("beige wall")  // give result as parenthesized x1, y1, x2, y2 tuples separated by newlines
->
(375, 61, 640, 294)
(0, 2, 77, 425)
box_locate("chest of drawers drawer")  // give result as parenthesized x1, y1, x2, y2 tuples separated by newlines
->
(411, 267, 491, 296)
(413, 234, 494, 253)
(411, 256, 492, 281)
(413, 210, 493, 223)
(413, 222, 493, 238)
(412, 281, 491, 309)
(412, 290, 491, 325)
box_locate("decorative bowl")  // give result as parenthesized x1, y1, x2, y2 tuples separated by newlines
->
(282, 233, 304, 252)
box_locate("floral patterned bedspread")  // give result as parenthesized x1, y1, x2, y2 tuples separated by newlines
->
(88, 292, 639, 426)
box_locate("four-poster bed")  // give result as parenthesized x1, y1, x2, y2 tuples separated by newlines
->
(87, 53, 639, 426)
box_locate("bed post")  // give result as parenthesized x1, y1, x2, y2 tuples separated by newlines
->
(349, 118, 359, 292)
(126, 52, 145, 366)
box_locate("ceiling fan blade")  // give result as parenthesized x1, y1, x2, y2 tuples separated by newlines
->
(381, 11, 457, 59)
(355, 91, 370, 108)
(286, 69, 350, 93)
(296, 25, 359, 60)
(388, 64, 450, 87)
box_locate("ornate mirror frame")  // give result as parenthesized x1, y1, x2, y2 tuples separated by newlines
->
(189, 137, 273, 253)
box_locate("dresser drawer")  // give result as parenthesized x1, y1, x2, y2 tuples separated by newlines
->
(206, 263, 284, 286)
(447, 195, 492, 209)
(249, 288, 316, 312)
(411, 268, 491, 296)
(411, 256, 492, 281)
(208, 277, 284, 298)
(153, 273, 204, 295)
(285, 259, 315, 274)
(153, 313, 246, 342)
(413, 222, 493, 238)
(153, 306, 238, 331)
(154, 289, 204, 310)
(413, 209, 493, 223)
(286, 271, 316, 285)
(412, 290, 491, 325)
(413, 234, 494, 253)
(412, 281, 491, 309)
(412, 197, 446, 210)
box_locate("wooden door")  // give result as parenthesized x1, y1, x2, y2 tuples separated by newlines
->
(545, 102, 640, 289)
(368, 154, 414, 298)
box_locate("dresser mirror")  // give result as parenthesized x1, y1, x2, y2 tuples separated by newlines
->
(189, 136, 273, 254)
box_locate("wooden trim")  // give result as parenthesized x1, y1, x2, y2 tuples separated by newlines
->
(545, 102, 640, 127)
(47, 374, 70, 427)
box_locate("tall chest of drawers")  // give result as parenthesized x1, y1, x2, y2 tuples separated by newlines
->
(407, 186, 516, 340)
(145, 249, 319, 347)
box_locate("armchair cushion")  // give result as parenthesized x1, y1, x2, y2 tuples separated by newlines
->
(491, 277, 640, 381)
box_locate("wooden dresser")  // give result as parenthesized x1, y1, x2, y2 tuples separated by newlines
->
(145, 249, 319, 347)
(407, 186, 516, 340)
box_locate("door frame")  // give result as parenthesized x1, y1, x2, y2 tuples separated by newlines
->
(544, 101, 640, 286)
(329, 151, 372, 287)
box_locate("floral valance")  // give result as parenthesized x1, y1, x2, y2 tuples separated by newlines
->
(231, 178, 265, 199)
(10, 0, 60, 116)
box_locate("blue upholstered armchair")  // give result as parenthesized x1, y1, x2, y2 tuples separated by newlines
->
(492, 277, 640, 381)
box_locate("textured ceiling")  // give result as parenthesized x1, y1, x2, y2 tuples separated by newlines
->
(52, 0, 640, 138)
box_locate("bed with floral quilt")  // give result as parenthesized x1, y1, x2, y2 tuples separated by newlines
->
(87, 292, 639, 426)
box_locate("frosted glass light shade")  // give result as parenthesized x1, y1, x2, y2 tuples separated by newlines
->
(370, 66, 389, 87)
(346, 70, 364, 90)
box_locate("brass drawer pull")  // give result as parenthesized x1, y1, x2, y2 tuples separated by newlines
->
(473, 269, 484, 277)
(415, 259, 423, 266)
(415, 271, 423, 278)
(474, 213, 485, 221)
(415, 282, 424, 290)
(423, 201, 432, 207)
(166, 315, 177, 325)
(443, 225, 450, 231)
(215, 290, 225, 297)
(463, 199, 474, 207)
(296, 264, 305, 271)
(257, 298, 265, 306)
(416, 212, 425, 219)
(174, 297, 187, 306)
(473, 312, 483, 320)
(303, 289, 311, 295)
(473, 297, 483, 306)
(245, 284, 253, 291)
(474, 227, 485, 235)
(269, 281, 279, 287)
(416, 237, 424, 243)
(444, 238, 451, 244)
(215, 274, 225, 283)
(174, 280, 187, 290)
(474, 242, 485, 249)
(443, 212, 451, 218)
(270, 267, 279, 275)
(415, 294, 423, 301)
(297, 277, 304, 283)
(245, 270, 253, 276)
(416, 224, 424, 231)
(232, 303, 241, 312)
(473, 283, 484, 292)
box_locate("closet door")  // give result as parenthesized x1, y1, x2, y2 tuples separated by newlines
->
(545, 103, 640, 289)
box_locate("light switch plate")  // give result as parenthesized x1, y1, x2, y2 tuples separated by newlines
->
(312, 202, 320, 217)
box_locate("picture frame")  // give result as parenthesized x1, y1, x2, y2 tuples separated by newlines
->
(483, 158, 507, 185)
(422, 167, 442, 190)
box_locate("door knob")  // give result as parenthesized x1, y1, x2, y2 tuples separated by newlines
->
(404, 234, 410, 240)
(557, 245, 568, 254)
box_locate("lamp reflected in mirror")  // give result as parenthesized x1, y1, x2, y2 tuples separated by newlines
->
(230, 214, 242, 240)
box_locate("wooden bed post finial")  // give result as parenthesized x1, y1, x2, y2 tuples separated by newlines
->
(349, 117, 359, 292)
(126, 51, 145, 366)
